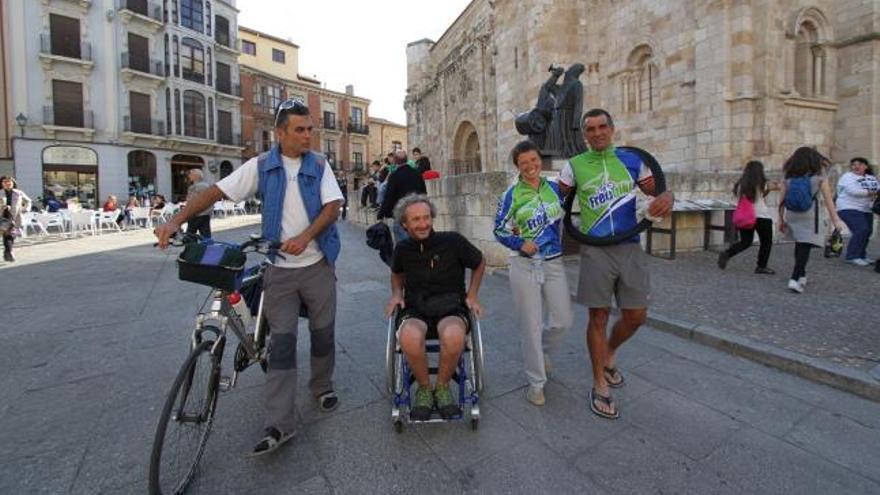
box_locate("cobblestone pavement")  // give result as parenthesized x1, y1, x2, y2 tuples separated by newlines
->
(622, 237, 879, 371)
(1, 221, 879, 494)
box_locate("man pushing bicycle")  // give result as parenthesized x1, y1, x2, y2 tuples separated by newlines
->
(155, 100, 344, 456)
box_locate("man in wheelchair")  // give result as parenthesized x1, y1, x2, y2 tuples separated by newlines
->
(384, 194, 486, 420)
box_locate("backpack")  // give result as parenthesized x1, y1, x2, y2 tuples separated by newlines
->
(732, 195, 756, 230)
(784, 177, 816, 212)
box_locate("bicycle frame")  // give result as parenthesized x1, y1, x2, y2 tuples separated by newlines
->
(189, 266, 269, 391)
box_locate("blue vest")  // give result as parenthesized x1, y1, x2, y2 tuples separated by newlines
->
(257, 143, 341, 265)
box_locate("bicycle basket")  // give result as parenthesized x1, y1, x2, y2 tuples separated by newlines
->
(177, 242, 246, 292)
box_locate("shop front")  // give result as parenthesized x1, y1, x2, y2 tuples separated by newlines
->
(42, 145, 99, 209)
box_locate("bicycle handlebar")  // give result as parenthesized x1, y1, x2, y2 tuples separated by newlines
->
(154, 232, 282, 256)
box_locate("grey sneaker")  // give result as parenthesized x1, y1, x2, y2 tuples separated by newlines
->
(525, 386, 545, 406)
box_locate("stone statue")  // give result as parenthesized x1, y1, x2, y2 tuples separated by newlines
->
(515, 63, 587, 158)
(550, 63, 587, 158)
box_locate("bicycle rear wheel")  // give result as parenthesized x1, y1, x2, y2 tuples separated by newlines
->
(149, 339, 220, 495)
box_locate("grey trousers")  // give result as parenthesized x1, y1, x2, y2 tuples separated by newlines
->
(262, 260, 337, 433)
(508, 256, 573, 388)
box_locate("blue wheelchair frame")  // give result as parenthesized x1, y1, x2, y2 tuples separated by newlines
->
(386, 308, 484, 431)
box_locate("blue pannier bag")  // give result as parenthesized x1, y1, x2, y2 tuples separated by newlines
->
(177, 241, 246, 292)
(784, 177, 815, 212)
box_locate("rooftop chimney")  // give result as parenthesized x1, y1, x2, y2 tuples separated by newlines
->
(345, 84, 354, 96)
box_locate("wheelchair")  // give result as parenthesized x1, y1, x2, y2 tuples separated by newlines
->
(385, 306, 485, 431)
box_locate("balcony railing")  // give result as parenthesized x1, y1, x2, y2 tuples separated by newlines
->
(43, 106, 94, 129)
(40, 33, 92, 61)
(124, 116, 166, 136)
(215, 36, 240, 52)
(448, 159, 482, 176)
(121, 52, 164, 77)
(217, 132, 241, 146)
(322, 118, 343, 130)
(117, 0, 162, 22)
(347, 122, 369, 135)
(216, 80, 241, 97)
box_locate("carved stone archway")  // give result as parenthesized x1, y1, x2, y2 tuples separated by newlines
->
(452, 121, 481, 175)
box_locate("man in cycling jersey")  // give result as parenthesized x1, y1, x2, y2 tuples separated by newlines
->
(558, 108, 673, 420)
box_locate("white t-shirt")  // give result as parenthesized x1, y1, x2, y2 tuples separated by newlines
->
(216, 154, 343, 268)
(754, 192, 773, 219)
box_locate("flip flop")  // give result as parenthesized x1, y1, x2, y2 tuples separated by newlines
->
(603, 366, 625, 388)
(248, 427, 295, 457)
(590, 388, 619, 420)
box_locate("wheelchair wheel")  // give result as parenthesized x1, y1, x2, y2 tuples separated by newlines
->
(385, 312, 398, 395)
(470, 316, 485, 392)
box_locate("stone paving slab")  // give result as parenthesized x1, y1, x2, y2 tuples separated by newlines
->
(1, 221, 880, 494)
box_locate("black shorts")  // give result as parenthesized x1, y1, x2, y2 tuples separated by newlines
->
(397, 305, 471, 339)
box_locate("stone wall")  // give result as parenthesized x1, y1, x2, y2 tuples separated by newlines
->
(408, 0, 879, 193)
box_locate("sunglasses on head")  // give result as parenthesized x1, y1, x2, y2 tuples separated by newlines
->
(274, 99, 307, 127)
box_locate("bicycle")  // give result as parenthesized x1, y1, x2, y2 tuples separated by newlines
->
(148, 233, 280, 495)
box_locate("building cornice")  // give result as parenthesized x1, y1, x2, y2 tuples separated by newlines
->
(239, 26, 300, 49)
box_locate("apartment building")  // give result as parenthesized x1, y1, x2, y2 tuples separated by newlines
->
(6, 0, 244, 206)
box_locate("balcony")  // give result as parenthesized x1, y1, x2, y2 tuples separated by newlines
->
(216, 80, 242, 99)
(42, 106, 95, 139)
(347, 122, 369, 135)
(39, 33, 94, 70)
(121, 53, 165, 84)
(123, 116, 166, 137)
(322, 118, 343, 131)
(117, 0, 163, 29)
(217, 132, 242, 147)
(214, 36, 240, 55)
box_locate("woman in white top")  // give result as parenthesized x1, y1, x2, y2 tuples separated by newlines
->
(718, 161, 779, 274)
(835, 157, 879, 265)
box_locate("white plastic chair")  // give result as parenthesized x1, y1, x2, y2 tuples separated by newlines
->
(70, 209, 96, 236)
(233, 201, 247, 215)
(21, 212, 48, 237)
(97, 209, 122, 233)
(213, 201, 226, 217)
(128, 207, 150, 229)
(35, 213, 65, 235)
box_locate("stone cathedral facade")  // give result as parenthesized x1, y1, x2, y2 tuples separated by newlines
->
(405, 0, 880, 199)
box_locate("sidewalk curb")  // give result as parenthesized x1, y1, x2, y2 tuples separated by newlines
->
(646, 313, 880, 403)
(493, 267, 880, 403)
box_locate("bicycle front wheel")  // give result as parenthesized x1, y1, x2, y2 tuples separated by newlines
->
(149, 339, 220, 495)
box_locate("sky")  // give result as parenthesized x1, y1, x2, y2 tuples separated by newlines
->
(238, 0, 474, 125)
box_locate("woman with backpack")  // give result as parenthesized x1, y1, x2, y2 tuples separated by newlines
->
(718, 160, 778, 273)
(835, 157, 879, 266)
(778, 147, 845, 293)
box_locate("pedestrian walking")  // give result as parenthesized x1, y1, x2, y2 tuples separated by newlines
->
(0, 176, 32, 263)
(778, 147, 845, 293)
(378, 150, 427, 244)
(558, 108, 673, 420)
(835, 157, 879, 266)
(718, 160, 779, 273)
(155, 100, 343, 456)
(185, 168, 213, 238)
(494, 140, 572, 407)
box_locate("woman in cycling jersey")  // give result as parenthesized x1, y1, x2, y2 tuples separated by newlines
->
(494, 140, 572, 407)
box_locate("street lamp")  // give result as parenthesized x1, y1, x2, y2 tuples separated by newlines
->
(15, 113, 27, 137)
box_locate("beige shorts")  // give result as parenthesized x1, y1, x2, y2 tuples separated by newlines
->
(576, 242, 650, 309)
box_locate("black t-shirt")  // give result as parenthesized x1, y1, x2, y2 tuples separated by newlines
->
(391, 231, 483, 307)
